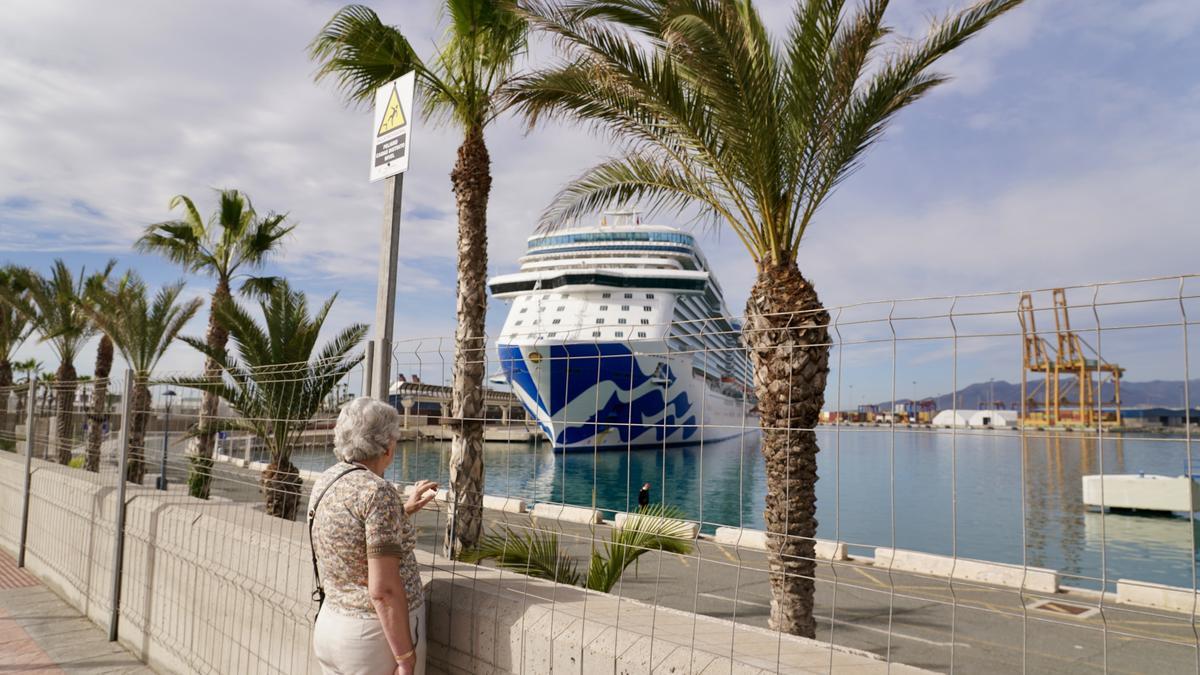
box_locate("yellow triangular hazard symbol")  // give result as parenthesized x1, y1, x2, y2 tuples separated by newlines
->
(377, 86, 406, 136)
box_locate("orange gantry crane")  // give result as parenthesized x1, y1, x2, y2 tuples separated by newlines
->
(1018, 288, 1124, 428)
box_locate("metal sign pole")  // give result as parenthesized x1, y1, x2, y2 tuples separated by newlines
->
(372, 175, 403, 401)
(17, 382, 37, 567)
(364, 340, 375, 401)
(108, 370, 134, 642)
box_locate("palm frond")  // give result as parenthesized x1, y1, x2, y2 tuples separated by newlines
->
(84, 273, 202, 376)
(309, 4, 435, 108)
(516, 0, 1026, 265)
(587, 504, 694, 592)
(461, 526, 581, 585)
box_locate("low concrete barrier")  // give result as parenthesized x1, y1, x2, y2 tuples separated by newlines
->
(400, 484, 527, 514)
(1117, 579, 1200, 614)
(530, 502, 603, 525)
(873, 547, 1059, 593)
(612, 511, 699, 539)
(711, 527, 849, 561)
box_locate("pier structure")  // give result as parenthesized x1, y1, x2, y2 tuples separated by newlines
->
(387, 380, 538, 443)
(1019, 287, 1124, 427)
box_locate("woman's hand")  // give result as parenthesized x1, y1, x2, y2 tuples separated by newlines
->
(395, 656, 415, 675)
(404, 480, 439, 515)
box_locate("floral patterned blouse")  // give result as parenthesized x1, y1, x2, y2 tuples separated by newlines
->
(309, 462, 424, 618)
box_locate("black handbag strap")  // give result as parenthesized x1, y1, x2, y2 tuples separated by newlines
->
(308, 464, 366, 617)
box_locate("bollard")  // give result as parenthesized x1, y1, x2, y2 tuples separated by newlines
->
(108, 370, 134, 642)
(16, 382, 36, 568)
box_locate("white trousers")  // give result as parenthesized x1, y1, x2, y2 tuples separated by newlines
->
(313, 604, 426, 675)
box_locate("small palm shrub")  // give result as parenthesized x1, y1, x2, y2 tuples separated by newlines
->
(462, 504, 694, 593)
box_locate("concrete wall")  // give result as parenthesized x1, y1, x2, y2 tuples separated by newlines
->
(0, 454, 923, 675)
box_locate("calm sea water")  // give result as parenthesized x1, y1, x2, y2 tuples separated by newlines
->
(288, 428, 1200, 591)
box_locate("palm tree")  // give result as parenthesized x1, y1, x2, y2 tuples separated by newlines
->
(463, 504, 694, 592)
(6, 261, 106, 464)
(85, 273, 203, 484)
(135, 190, 293, 497)
(511, 0, 1025, 636)
(79, 264, 118, 472)
(310, 0, 526, 558)
(0, 266, 33, 437)
(13, 358, 41, 385)
(172, 283, 366, 519)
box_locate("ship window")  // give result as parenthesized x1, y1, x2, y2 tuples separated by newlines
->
(637, 331, 647, 338)
(624, 293, 633, 299)
(643, 306, 651, 311)
(621, 305, 629, 311)
(556, 306, 565, 311)
(547, 332, 557, 337)
(602, 292, 611, 299)
(515, 320, 523, 326)
(595, 318, 603, 324)
(552, 318, 562, 325)
(592, 330, 602, 337)
(641, 319, 650, 325)
(615, 331, 624, 338)
(519, 307, 528, 314)
(600, 305, 609, 311)
(646, 293, 655, 299)
(618, 318, 627, 325)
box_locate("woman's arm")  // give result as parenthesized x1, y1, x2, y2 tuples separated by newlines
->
(368, 556, 415, 673)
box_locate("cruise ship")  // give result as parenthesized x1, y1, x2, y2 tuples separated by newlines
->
(489, 212, 755, 451)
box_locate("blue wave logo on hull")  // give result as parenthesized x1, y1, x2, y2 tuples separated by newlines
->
(498, 342, 696, 448)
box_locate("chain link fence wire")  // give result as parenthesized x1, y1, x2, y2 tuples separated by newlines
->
(1, 274, 1199, 673)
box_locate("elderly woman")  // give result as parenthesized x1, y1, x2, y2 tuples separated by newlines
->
(310, 397, 438, 675)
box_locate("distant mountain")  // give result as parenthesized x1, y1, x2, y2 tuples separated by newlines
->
(872, 379, 1200, 411)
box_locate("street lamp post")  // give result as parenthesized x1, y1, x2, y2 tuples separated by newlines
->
(156, 391, 177, 491)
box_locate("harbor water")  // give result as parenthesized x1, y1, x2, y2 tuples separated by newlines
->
(287, 427, 1200, 592)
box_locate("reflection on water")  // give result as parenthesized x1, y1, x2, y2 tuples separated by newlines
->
(288, 428, 1200, 590)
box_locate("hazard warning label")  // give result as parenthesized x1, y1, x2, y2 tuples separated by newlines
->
(370, 72, 414, 182)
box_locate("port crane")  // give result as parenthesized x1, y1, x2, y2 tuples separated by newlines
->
(1018, 288, 1124, 427)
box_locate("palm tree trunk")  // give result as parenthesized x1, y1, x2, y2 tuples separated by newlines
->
(84, 336, 114, 472)
(263, 455, 301, 520)
(126, 381, 151, 484)
(743, 262, 830, 638)
(54, 362, 77, 465)
(188, 278, 231, 498)
(444, 126, 491, 558)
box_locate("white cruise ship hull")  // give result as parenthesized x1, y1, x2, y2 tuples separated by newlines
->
(497, 341, 751, 451)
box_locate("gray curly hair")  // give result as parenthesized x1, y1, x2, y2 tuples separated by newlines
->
(334, 397, 402, 463)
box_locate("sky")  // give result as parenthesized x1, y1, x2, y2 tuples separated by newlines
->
(2, 0, 1199, 405)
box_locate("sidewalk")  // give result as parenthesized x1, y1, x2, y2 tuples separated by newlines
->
(0, 549, 154, 674)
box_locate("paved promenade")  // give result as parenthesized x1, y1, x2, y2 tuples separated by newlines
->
(0, 550, 154, 674)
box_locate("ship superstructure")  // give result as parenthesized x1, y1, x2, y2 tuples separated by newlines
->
(489, 212, 754, 450)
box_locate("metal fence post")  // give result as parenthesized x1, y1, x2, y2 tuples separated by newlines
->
(17, 382, 37, 568)
(108, 370, 134, 642)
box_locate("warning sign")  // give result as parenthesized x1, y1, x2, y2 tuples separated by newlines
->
(370, 72, 415, 182)
(377, 87, 406, 135)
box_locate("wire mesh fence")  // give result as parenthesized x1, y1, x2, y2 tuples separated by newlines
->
(1, 274, 1199, 673)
